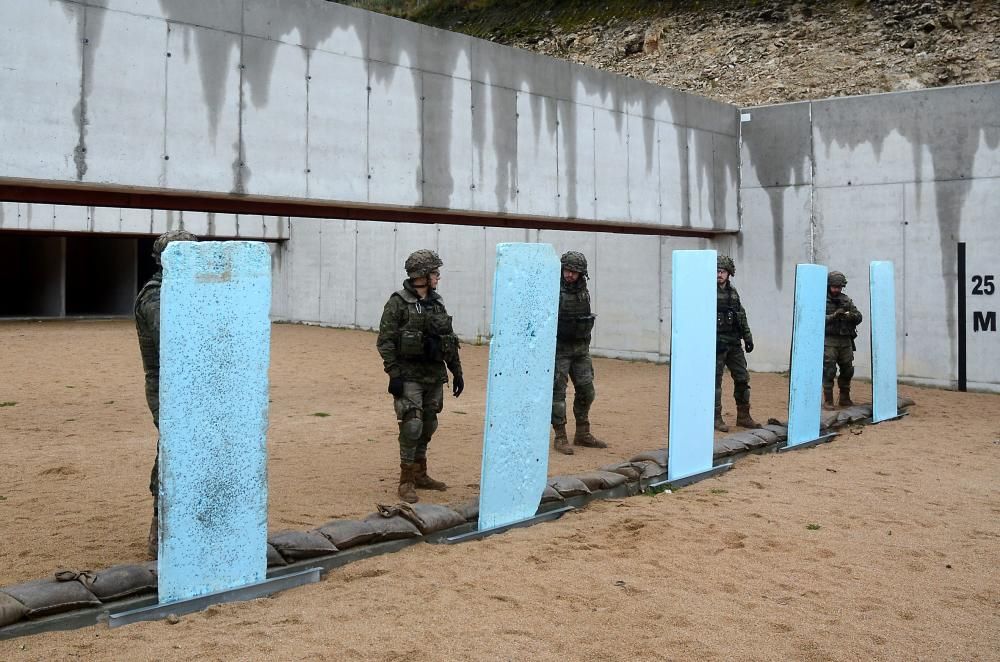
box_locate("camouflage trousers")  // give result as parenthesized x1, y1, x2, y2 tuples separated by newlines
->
(823, 344, 855, 390)
(393, 381, 444, 463)
(715, 342, 751, 411)
(551, 348, 596, 426)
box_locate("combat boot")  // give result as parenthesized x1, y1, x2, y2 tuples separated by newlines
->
(553, 424, 574, 455)
(714, 407, 730, 433)
(573, 422, 608, 448)
(147, 515, 158, 559)
(398, 463, 419, 503)
(735, 404, 760, 429)
(838, 388, 854, 407)
(823, 387, 836, 410)
(414, 458, 448, 491)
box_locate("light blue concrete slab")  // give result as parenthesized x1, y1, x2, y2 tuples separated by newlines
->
(668, 250, 717, 481)
(478, 243, 560, 531)
(870, 261, 899, 422)
(158, 241, 272, 603)
(787, 264, 828, 446)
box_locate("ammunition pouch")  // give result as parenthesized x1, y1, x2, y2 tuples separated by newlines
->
(557, 314, 596, 341)
(717, 308, 737, 332)
(399, 328, 425, 358)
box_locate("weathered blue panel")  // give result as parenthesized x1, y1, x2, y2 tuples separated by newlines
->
(668, 250, 717, 481)
(787, 264, 828, 446)
(158, 241, 271, 602)
(478, 243, 560, 530)
(870, 261, 899, 422)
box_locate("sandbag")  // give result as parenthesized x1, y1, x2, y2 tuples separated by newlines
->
(729, 431, 769, 449)
(573, 471, 627, 491)
(633, 460, 665, 479)
(2, 578, 100, 618)
(747, 428, 779, 445)
(600, 462, 643, 481)
(386, 503, 465, 534)
(548, 476, 591, 498)
(898, 396, 915, 409)
(268, 530, 339, 561)
(316, 520, 379, 550)
(762, 424, 788, 441)
(267, 544, 287, 567)
(714, 436, 750, 456)
(76, 565, 156, 602)
(540, 485, 564, 503)
(451, 499, 479, 522)
(628, 448, 668, 467)
(842, 405, 872, 422)
(0, 591, 27, 627)
(363, 513, 422, 541)
(820, 411, 840, 429)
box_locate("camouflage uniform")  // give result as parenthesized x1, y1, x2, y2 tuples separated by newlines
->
(134, 230, 197, 557)
(377, 250, 463, 502)
(824, 271, 863, 407)
(551, 251, 606, 454)
(715, 255, 759, 430)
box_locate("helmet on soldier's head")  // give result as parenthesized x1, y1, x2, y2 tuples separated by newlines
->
(152, 230, 198, 266)
(404, 249, 443, 278)
(560, 251, 588, 276)
(828, 271, 848, 288)
(718, 255, 736, 276)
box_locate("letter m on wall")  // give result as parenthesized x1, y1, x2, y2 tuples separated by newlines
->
(973, 311, 997, 333)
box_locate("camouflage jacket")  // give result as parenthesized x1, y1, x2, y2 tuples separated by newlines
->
(717, 282, 753, 346)
(377, 280, 462, 384)
(556, 278, 595, 353)
(134, 272, 162, 426)
(825, 291, 862, 346)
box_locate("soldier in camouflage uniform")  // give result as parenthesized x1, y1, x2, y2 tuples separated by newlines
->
(377, 249, 464, 503)
(824, 271, 863, 408)
(551, 251, 608, 455)
(715, 255, 760, 432)
(134, 229, 198, 558)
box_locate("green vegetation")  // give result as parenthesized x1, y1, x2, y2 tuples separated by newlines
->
(806, 523, 821, 530)
(710, 488, 728, 494)
(0, 401, 16, 407)
(311, 412, 331, 417)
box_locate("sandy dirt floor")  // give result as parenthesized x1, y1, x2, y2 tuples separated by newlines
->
(1, 320, 998, 660)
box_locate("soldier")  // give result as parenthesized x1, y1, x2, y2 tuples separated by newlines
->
(377, 249, 464, 503)
(824, 271, 863, 408)
(715, 255, 760, 432)
(551, 251, 607, 455)
(134, 229, 198, 558)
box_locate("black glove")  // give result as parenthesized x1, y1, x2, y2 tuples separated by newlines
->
(744, 339, 754, 353)
(387, 374, 405, 397)
(452, 374, 464, 398)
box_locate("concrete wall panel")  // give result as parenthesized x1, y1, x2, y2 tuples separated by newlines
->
(422, 73, 473, 210)
(658, 121, 688, 228)
(354, 221, 398, 330)
(368, 61, 422, 207)
(318, 219, 358, 327)
(284, 218, 323, 322)
(557, 101, 595, 221)
(243, 0, 367, 56)
(98, 0, 243, 33)
(470, 82, 517, 214)
(628, 113, 661, 225)
(437, 224, 487, 340)
(593, 109, 629, 223)
(591, 234, 661, 357)
(516, 93, 559, 217)
(740, 101, 812, 190)
(121, 208, 154, 234)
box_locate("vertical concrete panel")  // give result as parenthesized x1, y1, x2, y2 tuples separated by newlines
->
(284, 218, 322, 322)
(354, 221, 398, 330)
(307, 50, 368, 203)
(593, 109, 629, 223)
(422, 73, 473, 210)
(515, 93, 559, 217)
(179, 212, 210, 236)
(483, 227, 531, 335)
(657, 122, 687, 228)
(787, 264, 828, 446)
(869, 261, 899, 421)
(557, 101, 595, 221)
(687, 129, 718, 230)
(592, 234, 661, 357)
(627, 113, 660, 225)
(437, 225, 487, 340)
(244, 0, 366, 55)
(319, 219, 358, 327)
(103, 0, 242, 32)
(0, 0, 81, 181)
(165, 24, 241, 193)
(158, 241, 270, 602)
(91, 206, 121, 233)
(52, 205, 90, 233)
(242, 37, 307, 198)
(368, 61, 422, 207)
(668, 250, 716, 481)
(478, 243, 559, 531)
(471, 82, 517, 214)
(85, 9, 167, 187)
(121, 208, 154, 234)
(714, 133, 740, 231)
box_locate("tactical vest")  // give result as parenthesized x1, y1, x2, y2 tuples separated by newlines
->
(717, 285, 741, 335)
(826, 294, 859, 338)
(134, 275, 161, 378)
(392, 288, 458, 362)
(557, 282, 596, 341)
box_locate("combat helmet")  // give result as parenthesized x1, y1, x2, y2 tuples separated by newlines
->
(560, 251, 588, 276)
(404, 249, 443, 278)
(828, 271, 848, 288)
(152, 230, 198, 266)
(718, 255, 736, 276)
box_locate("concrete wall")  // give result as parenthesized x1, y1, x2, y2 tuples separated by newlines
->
(738, 82, 1000, 392)
(0, 0, 738, 233)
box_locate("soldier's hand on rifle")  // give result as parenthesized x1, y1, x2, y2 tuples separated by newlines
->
(451, 374, 464, 398)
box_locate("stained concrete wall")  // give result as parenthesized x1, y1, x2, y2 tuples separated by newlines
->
(737, 82, 1000, 392)
(0, 0, 738, 233)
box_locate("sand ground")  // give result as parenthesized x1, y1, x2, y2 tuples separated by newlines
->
(0, 320, 997, 660)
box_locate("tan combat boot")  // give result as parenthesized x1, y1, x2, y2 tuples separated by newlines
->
(735, 404, 760, 429)
(823, 387, 836, 410)
(553, 424, 573, 454)
(414, 458, 448, 491)
(838, 388, 854, 407)
(714, 407, 730, 433)
(573, 422, 608, 448)
(147, 514, 158, 560)
(398, 463, 419, 503)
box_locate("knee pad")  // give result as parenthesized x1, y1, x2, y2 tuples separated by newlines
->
(400, 411, 423, 442)
(576, 381, 596, 407)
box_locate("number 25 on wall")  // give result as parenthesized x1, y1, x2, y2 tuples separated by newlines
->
(971, 274, 995, 296)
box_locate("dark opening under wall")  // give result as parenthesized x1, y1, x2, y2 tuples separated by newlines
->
(65, 236, 137, 316)
(0, 235, 64, 317)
